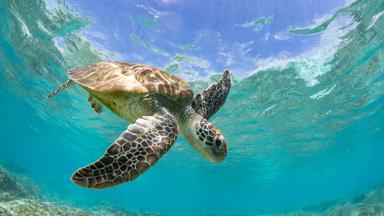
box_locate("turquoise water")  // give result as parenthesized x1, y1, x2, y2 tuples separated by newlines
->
(0, 0, 383, 215)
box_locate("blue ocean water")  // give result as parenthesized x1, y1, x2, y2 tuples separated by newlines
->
(0, 0, 383, 215)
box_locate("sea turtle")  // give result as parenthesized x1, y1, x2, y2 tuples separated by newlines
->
(48, 61, 231, 189)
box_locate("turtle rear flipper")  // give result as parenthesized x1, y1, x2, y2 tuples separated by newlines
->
(88, 95, 103, 113)
(192, 70, 231, 119)
(47, 80, 75, 98)
(72, 109, 179, 189)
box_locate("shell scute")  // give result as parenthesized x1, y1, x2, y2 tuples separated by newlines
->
(68, 61, 193, 102)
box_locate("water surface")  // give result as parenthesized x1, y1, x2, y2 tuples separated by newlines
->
(0, 0, 383, 215)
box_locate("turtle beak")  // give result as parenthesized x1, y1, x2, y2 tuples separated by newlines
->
(207, 142, 227, 163)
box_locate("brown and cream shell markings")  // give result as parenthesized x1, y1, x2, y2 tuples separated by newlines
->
(68, 61, 193, 103)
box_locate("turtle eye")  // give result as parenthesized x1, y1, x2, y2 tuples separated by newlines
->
(215, 137, 223, 147)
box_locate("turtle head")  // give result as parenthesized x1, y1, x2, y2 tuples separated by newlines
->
(179, 106, 228, 163)
(185, 117, 227, 163)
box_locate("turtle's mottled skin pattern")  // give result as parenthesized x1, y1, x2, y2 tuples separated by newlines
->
(88, 95, 103, 113)
(48, 61, 231, 189)
(192, 70, 231, 119)
(197, 118, 221, 147)
(72, 109, 178, 189)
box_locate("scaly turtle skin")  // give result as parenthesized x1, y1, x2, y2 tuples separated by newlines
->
(48, 61, 231, 189)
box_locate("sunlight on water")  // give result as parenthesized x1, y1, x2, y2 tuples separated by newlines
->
(0, 0, 383, 215)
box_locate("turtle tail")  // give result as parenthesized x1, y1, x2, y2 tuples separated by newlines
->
(48, 80, 75, 98)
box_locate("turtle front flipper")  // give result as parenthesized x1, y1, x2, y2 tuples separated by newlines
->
(72, 109, 179, 189)
(191, 70, 231, 119)
(88, 95, 103, 113)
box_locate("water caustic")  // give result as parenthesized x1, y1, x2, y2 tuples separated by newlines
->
(0, 0, 383, 215)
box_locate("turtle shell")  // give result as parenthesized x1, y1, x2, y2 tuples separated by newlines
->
(68, 61, 193, 103)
